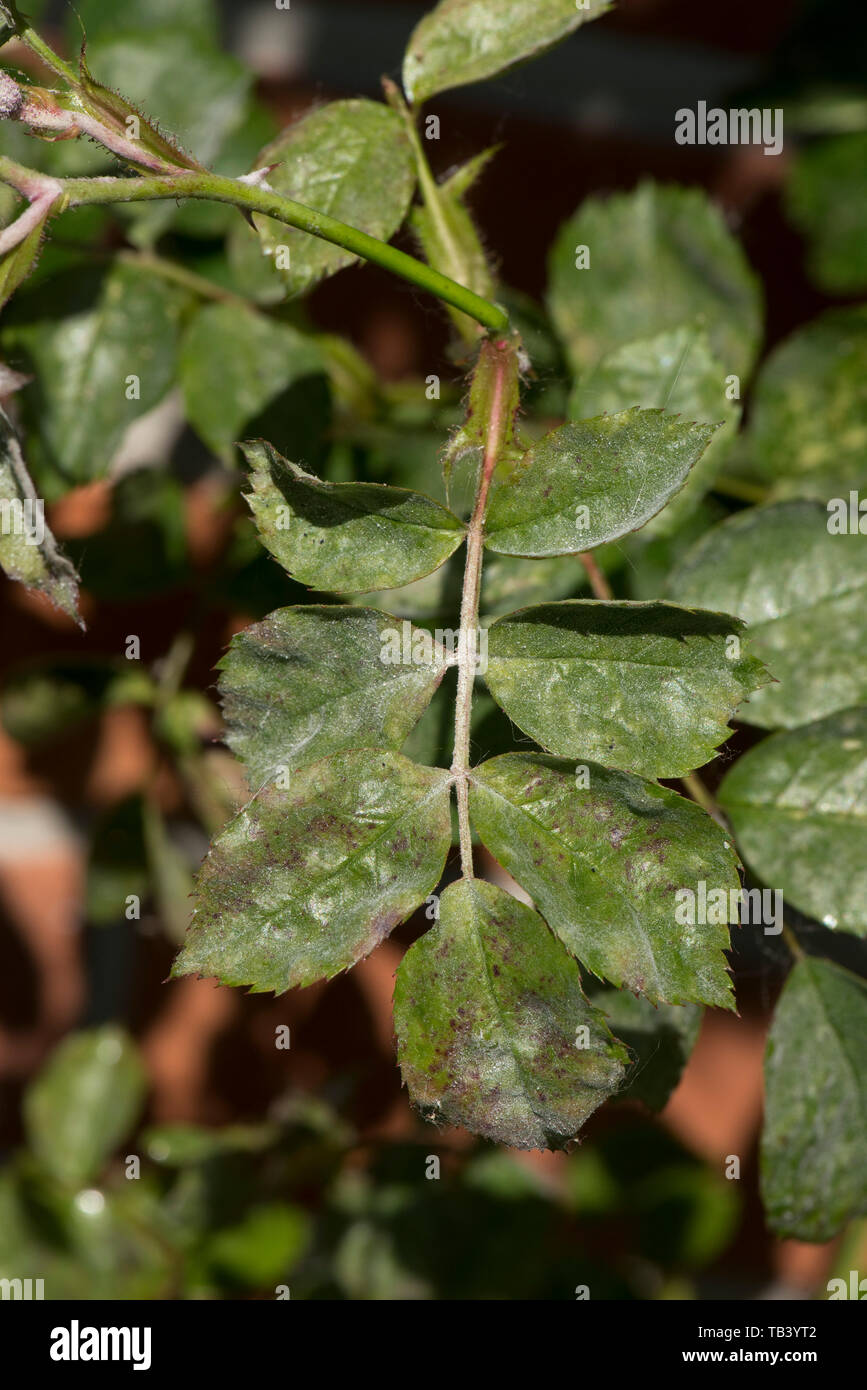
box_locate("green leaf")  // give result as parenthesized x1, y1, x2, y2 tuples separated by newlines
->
(67, 0, 219, 44)
(24, 1027, 146, 1186)
(569, 326, 740, 536)
(403, 0, 611, 105)
(746, 306, 867, 500)
(670, 500, 867, 729)
(483, 408, 717, 556)
(409, 147, 497, 341)
(786, 133, 867, 293)
(1, 263, 190, 483)
(173, 750, 452, 993)
(547, 183, 762, 383)
(587, 984, 702, 1112)
(469, 753, 739, 1007)
(0, 406, 80, 621)
(719, 706, 867, 937)
(251, 100, 416, 298)
(484, 601, 768, 779)
(203, 1203, 310, 1288)
(179, 304, 326, 464)
(0, 192, 59, 310)
(242, 439, 465, 594)
(218, 605, 450, 786)
(85, 25, 249, 169)
(394, 877, 628, 1148)
(761, 957, 867, 1241)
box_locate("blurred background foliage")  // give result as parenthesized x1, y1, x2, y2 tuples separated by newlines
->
(0, 0, 866, 1299)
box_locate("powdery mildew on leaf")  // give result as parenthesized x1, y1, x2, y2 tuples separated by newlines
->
(394, 877, 628, 1148)
(484, 600, 769, 779)
(470, 753, 740, 1008)
(174, 750, 452, 993)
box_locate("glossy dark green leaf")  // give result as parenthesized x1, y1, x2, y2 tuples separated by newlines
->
(173, 750, 452, 993)
(0, 406, 80, 621)
(587, 984, 702, 1112)
(251, 100, 415, 298)
(242, 439, 465, 594)
(746, 306, 867, 499)
(761, 957, 867, 1241)
(719, 707, 867, 937)
(569, 326, 739, 536)
(547, 183, 762, 382)
(219, 605, 449, 786)
(484, 601, 768, 778)
(179, 304, 325, 464)
(670, 500, 867, 729)
(786, 133, 867, 293)
(403, 0, 611, 105)
(24, 1027, 146, 1186)
(394, 877, 628, 1148)
(470, 753, 739, 1007)
(1, 264, 190, 482)
(483, 408, 717, 556)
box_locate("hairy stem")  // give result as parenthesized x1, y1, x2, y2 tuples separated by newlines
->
(0, 155, 509, 333)
(452, 336, 520, 876)
(384, 78, 489, 346)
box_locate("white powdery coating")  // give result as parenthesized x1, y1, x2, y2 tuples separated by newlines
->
(0, 71, 23, 118)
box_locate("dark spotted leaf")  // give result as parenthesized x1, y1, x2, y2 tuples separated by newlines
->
(242, 439, 465, 594)
(469, 753, 739, 1007)
(173, 750, 452, 993)
(394, 876, 628, 1148)
(484, 600, 768, 778)
(218, 605, 450, 786)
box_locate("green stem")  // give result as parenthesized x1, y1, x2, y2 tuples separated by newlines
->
(0, 156, 509, 334)
(451, 336, 519, 876)
(384, 78, 487, 345)
(18, 24, 80, 86)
